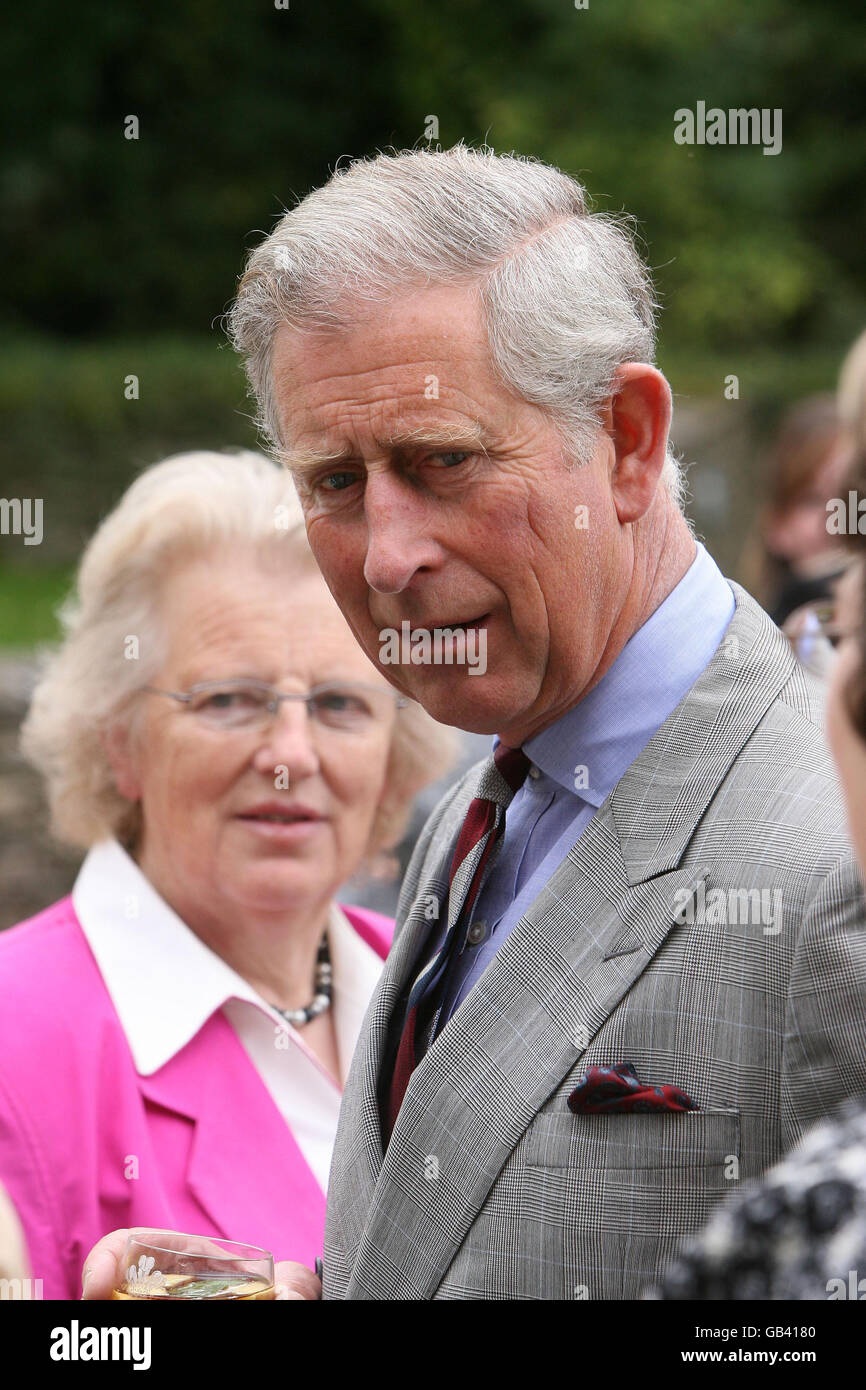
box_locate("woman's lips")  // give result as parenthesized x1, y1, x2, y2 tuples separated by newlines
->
(236, 806, 328, 841)
(237, 817, 326, 840)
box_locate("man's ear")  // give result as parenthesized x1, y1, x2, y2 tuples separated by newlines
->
(102, 721, 142, 802)
(606, 364, 673, 524)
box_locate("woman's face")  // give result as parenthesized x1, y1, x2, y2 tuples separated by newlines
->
(826, 558, 866, 876)
(109, 549, 399, 926)
(763, 442, 850, 569)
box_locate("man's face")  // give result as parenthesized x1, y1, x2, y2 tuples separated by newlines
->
(271, 284, 632, 744)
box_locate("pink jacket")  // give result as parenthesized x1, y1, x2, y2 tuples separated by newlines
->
(0, 895, 393, 1300)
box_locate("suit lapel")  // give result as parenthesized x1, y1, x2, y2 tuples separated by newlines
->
(324, 854, 452, 1264)
(611, 582, 795, 885)
(325, 755, 486, 1267)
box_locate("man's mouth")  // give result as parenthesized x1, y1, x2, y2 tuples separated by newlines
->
(414, 612, 490, 631)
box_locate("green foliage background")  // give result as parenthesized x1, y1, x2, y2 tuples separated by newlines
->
(1, 0, 864, 638)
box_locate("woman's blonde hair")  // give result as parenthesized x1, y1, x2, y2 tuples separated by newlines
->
(21, 449, 458, 863)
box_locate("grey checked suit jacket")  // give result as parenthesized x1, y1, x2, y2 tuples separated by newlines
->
(323, 584, 866, 1299)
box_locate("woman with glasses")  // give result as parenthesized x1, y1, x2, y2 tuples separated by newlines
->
(0, 449, 456, 1298)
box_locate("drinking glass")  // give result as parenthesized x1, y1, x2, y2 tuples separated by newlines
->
(111, 1230, 275, 1301)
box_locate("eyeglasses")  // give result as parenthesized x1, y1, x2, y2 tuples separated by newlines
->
(141, 678, 407, 732)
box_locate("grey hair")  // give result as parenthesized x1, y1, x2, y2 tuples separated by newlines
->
(21, 448, 458, 859)
(227, 143, 686, 511)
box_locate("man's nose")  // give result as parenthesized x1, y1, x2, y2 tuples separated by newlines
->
(251, 701, 320, 781)
(362, 473, 443, 594)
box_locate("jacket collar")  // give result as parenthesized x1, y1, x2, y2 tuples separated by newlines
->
(613, 581, 795, 885)
(523, 539, 735, 807)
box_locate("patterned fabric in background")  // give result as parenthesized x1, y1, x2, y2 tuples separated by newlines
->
(650, 1100, 866, 1300)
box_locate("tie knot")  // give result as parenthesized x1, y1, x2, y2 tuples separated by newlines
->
(493, 742, 531, 793)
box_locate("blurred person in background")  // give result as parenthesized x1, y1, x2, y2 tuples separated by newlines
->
(655, 329, 866, 1300)
(0, 449, 456, 1299)
(740, 395, 854, 676)
(742, 394, 850, 627)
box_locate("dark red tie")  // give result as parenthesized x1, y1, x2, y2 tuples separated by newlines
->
(384, 743, 530, 1142)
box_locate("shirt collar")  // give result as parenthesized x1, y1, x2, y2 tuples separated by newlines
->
(508, 541, 736, 806)
(72, 838, 379, 1077)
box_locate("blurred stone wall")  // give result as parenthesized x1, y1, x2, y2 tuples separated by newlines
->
(0, 656, 81, 931)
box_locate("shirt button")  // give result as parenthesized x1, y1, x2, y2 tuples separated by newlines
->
(528, 765, 541, 779)
(466, 919, 487, 946)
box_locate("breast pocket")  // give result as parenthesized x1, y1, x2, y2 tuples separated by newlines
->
(514, 1107, 741, 1298)
(525, 1107, 741, 1170)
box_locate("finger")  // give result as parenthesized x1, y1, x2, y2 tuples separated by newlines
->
(82, 1229, 130, 1300)
(274, 1261, 322, 1301)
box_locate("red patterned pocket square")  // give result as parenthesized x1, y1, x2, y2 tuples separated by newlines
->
(567, 1062, 699, 1114)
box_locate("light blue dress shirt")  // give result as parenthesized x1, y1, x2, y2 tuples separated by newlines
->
(429, 541, 736, 1040)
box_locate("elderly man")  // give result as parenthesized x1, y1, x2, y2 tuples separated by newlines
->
(87, 146, 866, 1300)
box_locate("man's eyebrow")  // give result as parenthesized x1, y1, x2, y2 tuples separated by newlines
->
(282, 421, 491, 481)
(281, 445, 355, 479)
(378, 420, 491, 452)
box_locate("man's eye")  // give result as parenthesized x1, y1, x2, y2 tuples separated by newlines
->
(430, 451, 473, 468)
(322, 471, 360, 492)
